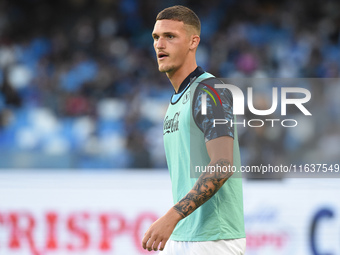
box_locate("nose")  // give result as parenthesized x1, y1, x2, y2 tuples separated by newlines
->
(155, 37, 165, 49)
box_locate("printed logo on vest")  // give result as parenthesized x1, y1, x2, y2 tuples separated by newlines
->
(182, 92, 190, 104)
(163, 112, 180, 135)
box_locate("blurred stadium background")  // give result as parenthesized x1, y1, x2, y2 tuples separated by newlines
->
(0, 0, 339, 254)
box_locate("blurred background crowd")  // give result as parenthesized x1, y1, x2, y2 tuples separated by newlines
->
(0, 0, 339, 170)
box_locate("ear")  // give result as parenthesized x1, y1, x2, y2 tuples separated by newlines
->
(189, 35, 200, 50)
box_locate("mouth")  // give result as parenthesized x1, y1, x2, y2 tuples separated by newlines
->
(158, 52, 169, 60)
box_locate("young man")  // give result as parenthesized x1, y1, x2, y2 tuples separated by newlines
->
(142, 5, 246, 254)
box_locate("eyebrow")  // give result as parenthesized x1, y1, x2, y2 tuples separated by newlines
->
(152, 31, 176, 37)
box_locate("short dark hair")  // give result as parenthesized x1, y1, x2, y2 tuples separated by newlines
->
(156, 5, 201, 35)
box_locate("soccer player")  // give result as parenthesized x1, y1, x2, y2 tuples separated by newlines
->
(142, 5, 246, 254)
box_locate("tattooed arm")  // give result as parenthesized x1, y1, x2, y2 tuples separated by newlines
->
(174, 156, 233, 218)
(142, 136, 234, 251)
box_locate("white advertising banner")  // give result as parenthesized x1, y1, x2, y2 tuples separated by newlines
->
(0, 171, 339, 255)
(244, 179, 340, 255)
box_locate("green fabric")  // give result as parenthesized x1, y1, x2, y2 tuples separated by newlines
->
(163, 72, 245, 241)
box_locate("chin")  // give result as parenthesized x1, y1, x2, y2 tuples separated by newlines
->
(158, 64, 176, 73)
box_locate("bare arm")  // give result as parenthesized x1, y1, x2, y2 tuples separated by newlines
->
(142, 136, 234, 251)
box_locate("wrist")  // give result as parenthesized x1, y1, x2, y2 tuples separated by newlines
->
(168, 207, 184, 223)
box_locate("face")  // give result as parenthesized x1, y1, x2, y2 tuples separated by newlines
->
(152, 19, 193, 74)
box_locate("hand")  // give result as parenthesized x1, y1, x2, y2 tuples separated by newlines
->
(142, 208, 182, 252)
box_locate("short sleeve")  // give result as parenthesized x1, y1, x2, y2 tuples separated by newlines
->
(193, 78, 234, 142)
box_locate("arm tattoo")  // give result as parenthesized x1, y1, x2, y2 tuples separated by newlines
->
(173, 158, 233, 218)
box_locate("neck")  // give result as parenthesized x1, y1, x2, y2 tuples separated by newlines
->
(167, 61, 198, 93)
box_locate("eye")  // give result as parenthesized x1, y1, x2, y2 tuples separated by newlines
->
(153, 35, 159, 40)
(167, 34, 174, 39)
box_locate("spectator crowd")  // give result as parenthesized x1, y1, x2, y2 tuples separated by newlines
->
(0, 0, 339, 169)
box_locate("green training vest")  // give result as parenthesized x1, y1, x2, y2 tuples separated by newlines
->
(163, 72, 245, 241)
